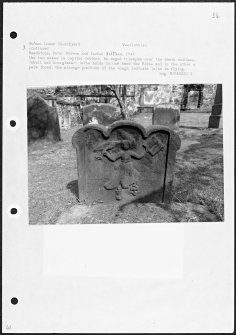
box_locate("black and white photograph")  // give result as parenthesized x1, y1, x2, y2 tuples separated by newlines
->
(28, 84, 223, 224)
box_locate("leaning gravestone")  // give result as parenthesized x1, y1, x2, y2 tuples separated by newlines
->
(82, 103, 123, 126)
(72, 121, 181, 204)
(27, 94, 61, 142)
(152, 103, 180, 130)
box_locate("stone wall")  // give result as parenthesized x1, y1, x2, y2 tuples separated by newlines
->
(28, 84, 218, 129)
(133, 84, 217, 111)
(56, 99, 82, 128)
(202, 84, 217, 109)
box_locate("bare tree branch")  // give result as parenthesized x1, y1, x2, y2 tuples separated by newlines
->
(106, 85, 128, 119)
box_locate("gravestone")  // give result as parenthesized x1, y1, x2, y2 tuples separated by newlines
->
(208, 84, 222, 128)
(152, 103, 180, 130)
(181, 84, 204, 110)
(59, 109, 72, 129)
(186, 90, 199, 109)
(57, 100, 82, 127)
(82, 103, 123, 126)
(64, 110, 71, 129)
(72, 121, 181, 204)
(27, 94, 61, 143)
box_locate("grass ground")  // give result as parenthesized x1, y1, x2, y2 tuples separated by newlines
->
(28, 112, 224, 224)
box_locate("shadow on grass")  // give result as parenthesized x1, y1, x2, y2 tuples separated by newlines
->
(179, 126, 206, 130)
(182, 133, 223, 159)
(117, 188, 166, 213)
(175, 165, 214, 186)
(67, 180, 79, 199)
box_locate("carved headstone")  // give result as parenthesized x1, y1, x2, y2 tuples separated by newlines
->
(152, 103, 180, 130)
(72, 121, 181, 204)
(82, 103, 123, 126)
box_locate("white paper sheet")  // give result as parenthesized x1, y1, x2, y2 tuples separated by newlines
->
(2, 3, 234, 333)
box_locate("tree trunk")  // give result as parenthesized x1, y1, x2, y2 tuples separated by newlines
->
(106, 85, 128, 119)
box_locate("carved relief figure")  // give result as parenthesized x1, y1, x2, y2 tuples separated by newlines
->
(102, 139, 146, 200)
(93, 131, 146, 200)
(92, 129, 167, 201)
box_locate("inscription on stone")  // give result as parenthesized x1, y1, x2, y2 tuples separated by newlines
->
(72, 121, 181, 204)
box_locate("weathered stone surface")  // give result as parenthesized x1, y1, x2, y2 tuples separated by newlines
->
(57, 102, 82, 127)
(72, 121, 181, 204)
(152, 103, 180, 130)
(186, 90, 200, 109)
(27, 94, 61, 142)
(30, 84, 218, 116)
(58, 109, 72, 129)
(202, 84, 217, 110)
(82, 103, 123, 126)
(140, 89, 159, 105)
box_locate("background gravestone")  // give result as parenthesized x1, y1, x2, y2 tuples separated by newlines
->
(152, 103, 180, 130)
(186, 90, 200, 109)
(82, 103, 123, 126)
(72, 121, 181, 204)
(208, 84, 222, 128)
(58, 109, 72, 129)
(27, 94, 61, 143)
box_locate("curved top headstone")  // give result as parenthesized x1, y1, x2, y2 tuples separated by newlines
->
(72, 121, 181, 204)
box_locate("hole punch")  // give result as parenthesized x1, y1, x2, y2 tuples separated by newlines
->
(10, 208, 17, 215)
(7, 204, 21, 218)
(11, 297, 18, 305)
(6, 117, 20, 130)
(10, 120, 16, 127)
(10, 31, 17, 39)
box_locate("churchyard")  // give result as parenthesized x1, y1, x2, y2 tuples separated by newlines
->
(28, 111, 223, 224)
